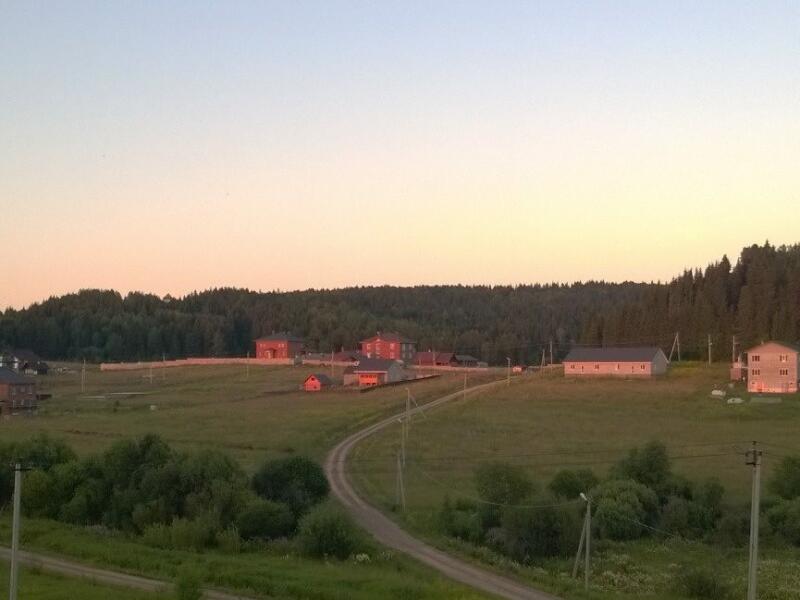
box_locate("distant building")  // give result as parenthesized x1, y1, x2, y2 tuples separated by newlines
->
(1, 350, 48, 375)
(453, 354, 480, 368)
(351, 358, 406, 387)
(254, 333, 305, 359)
(303, 373, 333, 392)
(746, 341, 799, 394)
(360, 332, 416, 362)
(333, 350, 367, 363)
(413, 351, 455, 367)
(0, 367, 37, 415)
(563, 347, 669, 377)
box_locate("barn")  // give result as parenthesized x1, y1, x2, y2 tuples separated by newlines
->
(351, 358, 406, 387)
(746, 341, 799, 394)
(254, 333, 305, 359)
(303, 373, 333, 392)
(563, 347, 669, 377)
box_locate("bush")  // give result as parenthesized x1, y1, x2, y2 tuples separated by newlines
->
(674, 567, 732, 599)
(768, 455, 800, 500)
(174, 566, 203, 600)
(169, 516, 218, 551)
(236, 500, 295, 541)
(548, 468, 598, 500)
(253, 456, 329, 517)
(611, 441, 670, 490)
(216, 527, 241, 553)
(500, 503, 581, 561)
(660, 496, 691, 536)
(767, 498, 800, 546)
(592, 479, 659, 541)
(142, 523, 172, 549)
(439, 498, 483, 543)
(714, 506, 750, 547)
(474, 461, 534, 505)
(298, 504, 362, 559)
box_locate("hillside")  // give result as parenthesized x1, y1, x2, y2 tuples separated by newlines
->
(1, 243, 798, 364)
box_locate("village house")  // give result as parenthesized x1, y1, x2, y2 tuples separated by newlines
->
(350, 358, 406, 387)
(563, 347, 669, 377)
(0, 367, 38, 415)
(254, 333, 305, 359)
(0, 349, 49, 375)
(414, 351, 455, 367)
(746, 341, 799, 394)
(360, 332, 416, 362)
(303, 373, 333, 392)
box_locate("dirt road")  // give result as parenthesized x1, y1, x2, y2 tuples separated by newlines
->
(0, 547, 251, 599)
(324, 379, 560, 600)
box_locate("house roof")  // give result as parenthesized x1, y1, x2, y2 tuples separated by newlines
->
(563, 347, 666, 363)
(414, 351, 455, 365)
(255, 332, 304, 343)
(333, 350, 366, 362)
(454, 354, 479, 363)
(353, 358, 401, 373)
(306, 373, 333, 385)
(9, 349, 42, 363)
(360, 332, 415, 344)
(746, 341, 800, 354)
(0, 367, 34, 384)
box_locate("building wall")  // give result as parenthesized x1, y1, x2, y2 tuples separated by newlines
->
(564, 361, 654, 377)
(747, 344, 799, 393)
(255, 340, 303, 359)
(358, 373, 384, 386)
(0, 382, 37, 414)
(360, 337, 415, 362)
(304, 377, 322, 392)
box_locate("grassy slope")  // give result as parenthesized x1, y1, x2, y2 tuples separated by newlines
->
(349, 363, 800, 599)
(0, 363, 497, 599)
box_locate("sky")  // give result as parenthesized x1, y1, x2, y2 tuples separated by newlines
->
(1, 1, 798, 309)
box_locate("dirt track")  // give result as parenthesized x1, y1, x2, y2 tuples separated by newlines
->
(324, 379, 560, 600)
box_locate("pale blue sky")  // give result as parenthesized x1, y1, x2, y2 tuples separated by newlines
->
(1, 1, 798, 308)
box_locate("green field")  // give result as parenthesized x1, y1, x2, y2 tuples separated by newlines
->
(0, 363, 497, 599)
(349, 363, 800, 599)
(0, 566, 172, 600)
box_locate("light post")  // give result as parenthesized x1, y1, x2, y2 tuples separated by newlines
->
(506, 357, 511, 385)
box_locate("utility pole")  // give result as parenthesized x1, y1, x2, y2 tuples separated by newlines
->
(149, 364, 154, 385)
(541, 349, 545, 369)
(330, 350, 334, 379)
(549, 340, 554, 366)
(669, 332, 680, 362)
(162, 352, 166, 381)
(506, 357, 511, 385)
(583, 493, 591, 590)
(463, 372, 467, 400)
(246, 351, 250, 380)
(746, 442, 763, 600)
(395, 450, 406, 511)
(708, 334, 713, 365)
(677, 332, 681, 362)
(9, 463, 27, 600)
(732, 335, 738, 364)
(81, 358, 86, 393)
(572, 509, 587, 578)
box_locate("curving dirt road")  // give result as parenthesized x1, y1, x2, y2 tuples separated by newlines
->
(324, 380, 560, 600)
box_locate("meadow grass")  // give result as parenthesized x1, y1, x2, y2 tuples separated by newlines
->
(349, 362, 800, 599)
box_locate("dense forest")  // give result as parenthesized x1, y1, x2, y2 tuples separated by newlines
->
(1, 243, 798, 365)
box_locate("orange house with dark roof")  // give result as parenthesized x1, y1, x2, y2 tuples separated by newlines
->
(746, 341, 799, 394)
(360, 332, 416, 362)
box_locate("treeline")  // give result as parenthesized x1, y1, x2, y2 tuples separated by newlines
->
(1, 243, 798, 365)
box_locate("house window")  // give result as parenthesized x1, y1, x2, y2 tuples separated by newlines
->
(594, 364, 600, 370)
(570, 364, 576, 370)
(640, 364, 646, 370)
(780, 354, 788, 363)
(615, 364, 620, 371)
(780, 369, 789, 376)
(751, 355, 760, 362)
(752, 369, 761, 376)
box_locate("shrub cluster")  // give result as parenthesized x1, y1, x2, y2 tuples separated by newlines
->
(2, 434, 352, 557)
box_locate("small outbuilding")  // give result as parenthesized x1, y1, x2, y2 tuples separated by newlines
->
(351, 358, 406, 387)
(563, 347, 669, 377)
(303, 373, 333, 392)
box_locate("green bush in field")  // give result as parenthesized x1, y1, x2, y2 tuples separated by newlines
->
(548, 468, 598, 499)
(174, 566, 203, 600)
(610, 441, 670, 491)
(500, 502, 581, 561)
(713, 506, 750, 547)
(236, 500, 295, 541)
(474, 461, 535, 505)
(674, 567, 733, 599)
(592, 479, 659, 540)
(768, 455, 800, 500)
(298, 504, 362, 559)
(1, 435, 76, 504)
(215, 527, 242, 553)
(767, 498, 800, 546)
(169, 516, 218, 551)
(142, 523, 172, 549)
(439, 498, 484, 543)
(252, 456, 329, 517)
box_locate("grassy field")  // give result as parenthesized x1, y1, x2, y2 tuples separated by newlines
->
(0, 363, 498, 599)
(0, 565, 173, 600)
(2, 363, 497, 468)
(349, 362, 800, 599)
